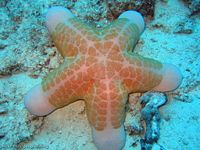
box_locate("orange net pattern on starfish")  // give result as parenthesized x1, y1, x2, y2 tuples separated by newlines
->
(24, 8, 182, 150)
(41, 17, 163, 131)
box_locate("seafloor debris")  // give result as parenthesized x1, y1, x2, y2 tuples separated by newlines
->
(0, 40, 8, 50)
(182, 0, 200, 15)
(74, 0, 107, 23)
(0, 62, 24, 77)
(106, 0, 156, 20)
(139, 92, 167, 150)
(126, 93, 144, 138)
(173, 20, 194, 34)
(0, 74, 45, 149)
(0, 106, 8, 115)
(73, 0, 156, 28)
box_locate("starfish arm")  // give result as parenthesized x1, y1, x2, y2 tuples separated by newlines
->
(111, 10, 145, 52)
(85, 80, 127, 130)
(152, 63, 182, 91)
(50, 18, 95, 58)
(24, 83, 56, 116)
(41, 58, 95, 108)
(85, 80, 127, 149)
(46, 7, 98, 58)
(118, 10, 145, 35)
(24, 58, 94, 116)
(120, 52, 163, 93)
(120, 52, 182, 93)
(46, 6, 74, 33)
(102, 18, 140, 53)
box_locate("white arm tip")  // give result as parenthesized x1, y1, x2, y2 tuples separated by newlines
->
(153, 63, 183, 92)
(24, 84, 56, 116)
(119, 10, 145, 34)
(46, 6, 74, 33)
(92, 125, 126, 150)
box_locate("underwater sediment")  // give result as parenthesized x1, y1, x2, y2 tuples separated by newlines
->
(0, 0, 200, 149)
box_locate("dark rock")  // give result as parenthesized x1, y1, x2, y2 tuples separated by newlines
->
(182, 0, 200, 15)
(0, 42, 7, 50)
(0, 103, 8, 115)
(139, 92, 167, 149)
(126, 124, 144, 135)
(174, 20, 194, 34)
(0, 133, 5, 139)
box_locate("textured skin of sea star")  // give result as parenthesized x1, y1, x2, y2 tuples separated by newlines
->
(24, 7, 182, 150)
(45, 16, 163, 130)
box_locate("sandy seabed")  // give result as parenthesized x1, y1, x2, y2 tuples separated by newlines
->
(0, 0, 199, 150)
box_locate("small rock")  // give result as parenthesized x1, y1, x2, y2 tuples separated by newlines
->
(174, 93, 193, 103)
(151, 23, 165, 29)
(0, 133, 5, 139)
(0, 42, 7, 50)
(126, 124, 144, 135)
(140, 138, 152, 150)
(0, 107, 8, 115)
(173, 21, 193, 34)
(183, 0, 200, 15)
(139, 92, 167, 149)
(140, 92, 167, 108)
(0, 100, 7, 105)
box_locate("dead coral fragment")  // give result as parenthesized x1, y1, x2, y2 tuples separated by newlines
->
(139, 92, 167, 150)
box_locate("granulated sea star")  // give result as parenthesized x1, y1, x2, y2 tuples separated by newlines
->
(24, 7, 182, 150)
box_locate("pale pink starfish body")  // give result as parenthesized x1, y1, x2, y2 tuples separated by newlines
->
(24, 7, 182, 150)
